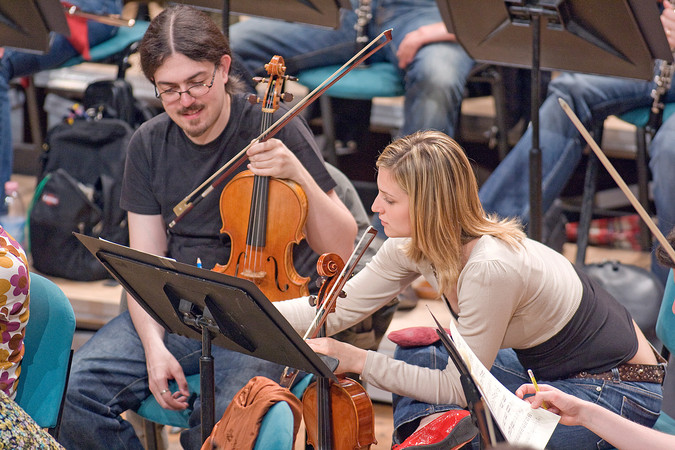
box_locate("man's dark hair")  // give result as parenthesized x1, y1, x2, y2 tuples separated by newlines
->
(138, 4, 243, 94)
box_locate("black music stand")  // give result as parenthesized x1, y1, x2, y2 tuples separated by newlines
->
(436, 0, 672, 241)
(75, 233, 337, 443)
(0, 0, 69, 53)
(429, 311, 505, 448)
(182, 0, 350, 37)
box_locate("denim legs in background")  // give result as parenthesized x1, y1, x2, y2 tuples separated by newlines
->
(229, 0, 474, 138)
(478, 72, 675, 285)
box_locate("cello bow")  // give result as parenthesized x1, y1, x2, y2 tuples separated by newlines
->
(168, 29, 393, 228)
(558, 98, 675, 267)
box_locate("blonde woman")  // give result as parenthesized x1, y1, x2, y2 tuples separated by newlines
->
(275, 130, 664, 449)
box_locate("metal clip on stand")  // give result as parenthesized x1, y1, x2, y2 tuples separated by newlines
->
(178, 300, 217, 442)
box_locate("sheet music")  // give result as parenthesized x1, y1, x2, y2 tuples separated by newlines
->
(449, 321, 560, 449)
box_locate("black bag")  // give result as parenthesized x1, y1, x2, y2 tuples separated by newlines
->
(83, 79, 155, 128)
(28, 169, 126, 281)
(29, 118, 133, 281)
(581, 261, 664, 347)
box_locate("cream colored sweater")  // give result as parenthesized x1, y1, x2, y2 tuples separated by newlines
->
(274, 235, 581, 407)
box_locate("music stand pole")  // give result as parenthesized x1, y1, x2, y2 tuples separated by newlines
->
(181, 307, 216, 441)
(222, 0, 229, 38)
(529, 11, 542, 241)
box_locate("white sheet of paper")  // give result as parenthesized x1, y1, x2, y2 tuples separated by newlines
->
(449, 321, 560, 449)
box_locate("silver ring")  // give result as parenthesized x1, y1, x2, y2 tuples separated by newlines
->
(160, 389, 169, 395)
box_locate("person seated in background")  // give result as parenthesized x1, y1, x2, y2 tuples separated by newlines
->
(479, 1, 675, 286)
(274, 130, 664, 449)
(229, 0, 474, 141)
(0, 0, 123, 214)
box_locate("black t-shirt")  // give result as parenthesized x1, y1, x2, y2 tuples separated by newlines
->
(516, 266, 638, 380)
(120, 93, 335, 276)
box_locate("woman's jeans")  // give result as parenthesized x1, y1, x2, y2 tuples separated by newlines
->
(392, 342, 663, 450)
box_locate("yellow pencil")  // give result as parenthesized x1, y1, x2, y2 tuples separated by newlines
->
(528, 369, 548, 409)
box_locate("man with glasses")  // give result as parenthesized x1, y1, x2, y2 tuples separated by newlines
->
(59, 5, 358, 449)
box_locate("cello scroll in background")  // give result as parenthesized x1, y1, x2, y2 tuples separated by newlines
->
(212, 55, 310, 302)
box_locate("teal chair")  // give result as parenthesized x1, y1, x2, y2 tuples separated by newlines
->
(654, 269, 675, 435)
(297, 62, 405, 166)
(135, 372, 314, 449)
(14, 273, 76, 437)
(60, 20, 150, 78)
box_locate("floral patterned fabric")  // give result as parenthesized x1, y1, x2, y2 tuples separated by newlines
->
(0, 390, 63, 449)
(0, 225, 29, 399)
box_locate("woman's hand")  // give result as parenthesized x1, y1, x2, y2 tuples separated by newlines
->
(515, 383, 586, 426)
(306, 337, 368, 374)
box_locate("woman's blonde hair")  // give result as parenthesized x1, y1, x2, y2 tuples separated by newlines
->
(376, 131, 525, 294)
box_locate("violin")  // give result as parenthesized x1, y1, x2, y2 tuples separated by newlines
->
(302, 252, 377, 450)
(167, 30, 393, 229)
(212, 56, 310, 301)
(294, 228, 379, 450)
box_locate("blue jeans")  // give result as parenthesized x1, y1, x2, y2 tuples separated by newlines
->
(478, 72, 675, 285)
(229, 0, 474, 137)
(59, 312, 288, 450)
(0, 0, 121, 211)
(393, 343, 663, 449)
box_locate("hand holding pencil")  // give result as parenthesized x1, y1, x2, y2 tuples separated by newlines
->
(515, 383, 584, 426)
(527, 369, 548, 410)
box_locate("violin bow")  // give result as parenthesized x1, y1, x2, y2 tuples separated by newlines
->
(63, 4, 135, 27)
(558, 98, 675, 266)
(168, 30, 394, 228)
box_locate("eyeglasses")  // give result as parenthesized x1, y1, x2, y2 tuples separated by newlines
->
(155, 65, 218, 103)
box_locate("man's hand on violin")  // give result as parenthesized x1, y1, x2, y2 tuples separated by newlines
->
(306, 337, 367, 375)
(246, 138, 308, 183)
(146, 346, 191, 410)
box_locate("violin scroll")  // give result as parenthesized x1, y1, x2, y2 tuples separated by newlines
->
(248, 55, 297, 110)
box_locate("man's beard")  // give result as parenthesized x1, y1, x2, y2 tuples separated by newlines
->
(179, 104, 209, 138)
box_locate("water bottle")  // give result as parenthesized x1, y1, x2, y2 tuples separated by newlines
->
(0, 181, 27, 248)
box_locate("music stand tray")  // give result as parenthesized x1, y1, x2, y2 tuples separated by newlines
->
(75, 233, 337, 441)
(184, 0, 351, 29)
(0, 0, 69, 53)
(76, 233, 336, 379)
